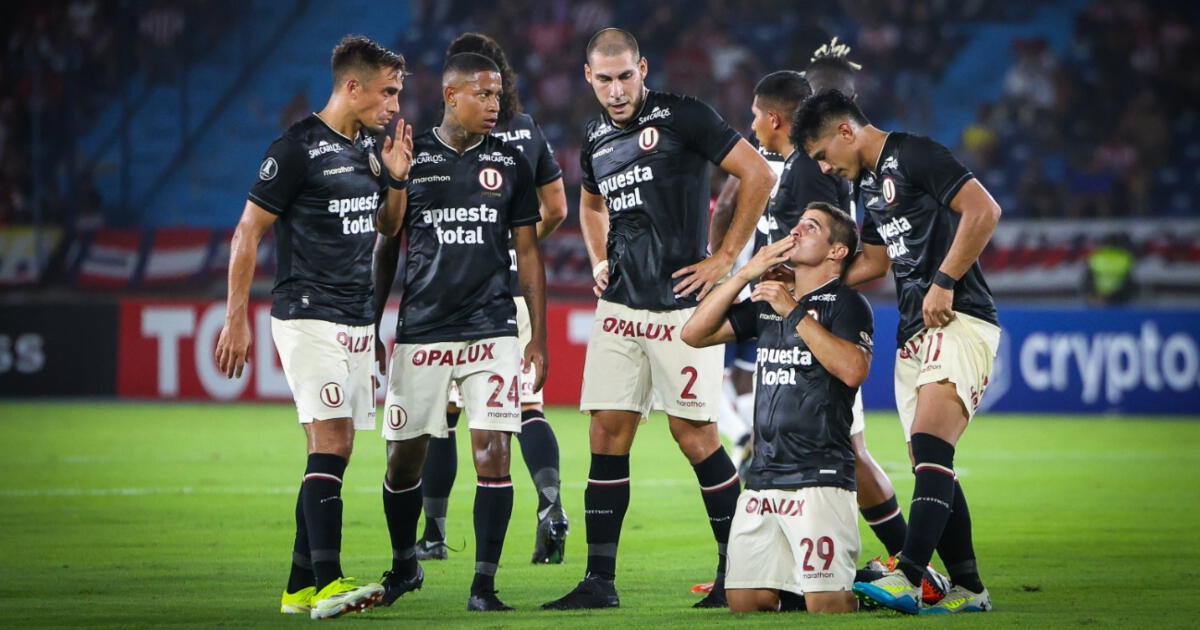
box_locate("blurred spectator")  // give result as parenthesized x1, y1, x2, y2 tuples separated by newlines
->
(1083, 234, 1137, 305)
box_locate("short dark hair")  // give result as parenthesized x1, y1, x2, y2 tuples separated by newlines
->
(447, 33, 520, 123)
(790, 89, 870, 149)
(804, 55, 859, 99)
(443, 52, 500, 78)
(805, 201, 859, 275)
(753, 71, 812, 119)
(586, 28, 639, 62)
(331, 35, 406, 84)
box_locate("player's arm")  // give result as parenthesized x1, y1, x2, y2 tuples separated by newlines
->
(579, 187, 610, 298)
(535, 177, 568, 241)
(922, 179, 1002, 327)
(371, 233, 401, 378)
(683, 236, 796, 347)
(843, 242, 890, 286)
(793, 315, 871, 388)
(673, 139, 775, 300)
(707, 174, 741, 254)
(514, 223, 548, 392)
(377, 119, 414, 236)
(215, 200, 277, 378)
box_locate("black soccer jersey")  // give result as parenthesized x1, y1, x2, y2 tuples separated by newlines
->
(754, 149, 850, 253)
(395, 130, 540, 343)
(492, 112, 563, 298)
(581, 90, 742, 311)
(727, 278, 873, 491)
(249, 114, 386, 325)
(857, 132, 999, 347)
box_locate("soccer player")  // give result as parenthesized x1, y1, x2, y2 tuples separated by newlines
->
(794, 90, 1002, 614)
(372, 52, 547, 612)
(408, 32, 570, 566)
(214, 35, 410, 619)
(681, 203, 871, 614)
(542, 28, 776, 611)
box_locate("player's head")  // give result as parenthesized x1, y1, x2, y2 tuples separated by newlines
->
(792, 89, 871, 179)
(442, 52, 503, 134)
(804, 37, 861, 99)
(584, 28, 647, 125)
(751, 71, 811, 154)
(447, 33, 520, 124)
(788, 201, 859, 275)
(330, 35, 407, 132)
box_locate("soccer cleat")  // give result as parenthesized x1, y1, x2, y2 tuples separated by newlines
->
(280, 586, 315, 613)
(414, 538, 449, 561)
(860, 556, 949, 605)
(308, 577, 384, 620)
(531, 513, 569, 564)
(541, 575, 620, 610)
(853, 570, 921, 614)
(690, 581, 714, 594)
(921, 585, 991, 614)
(379, 565, 424, 606)
(467, 590, 515, 611)
(692, 580, 727, 608)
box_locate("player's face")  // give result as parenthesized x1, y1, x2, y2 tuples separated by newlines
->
(585, 52, 647, 124)
(788, 209, 841, 267)
(805, 121, 859, 180)
(352, 67, 402, 133)
(448, 71, 503, 135)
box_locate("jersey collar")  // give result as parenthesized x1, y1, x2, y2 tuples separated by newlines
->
(796, 276, 839, 301)
(312, 112, 360, 145)
(432, 127, 485, 155)
(867, 132, 893, 177)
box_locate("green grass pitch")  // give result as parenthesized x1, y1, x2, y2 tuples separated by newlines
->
(2, 402, 1198, 628)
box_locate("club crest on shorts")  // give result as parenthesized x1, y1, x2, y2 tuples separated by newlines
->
(638, 126, 659, 151)
(479, 167, 503, 191)
(386, 405, 408, 430)
(882, 176, 896, 204)
(259, 157, 278, 181)
(368, 151, 381, 177)
(320, 382, 344, 407)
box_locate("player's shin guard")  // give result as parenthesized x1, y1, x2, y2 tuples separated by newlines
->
(517, 409, 562, 518)
(693, 447, 740, 582)
(861, 495, 907, 557)
(420, 410, 460, 542)
(382, 477, 423, 577)
(899, 433, 956, 587)
(287, 486, 315, 592)
(936, 481, 985, 592)
(584, 454, 630, 581)
(472, 476, 513, 594)
(302, 453, 348, 591)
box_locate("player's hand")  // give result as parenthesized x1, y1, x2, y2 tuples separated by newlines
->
(523, 340, 549, 393)
(750, 280, 798, 318)
(923, 284, 955, 328)
(672, 254, 733, 301)
(373, 335, 387, 391)
(762, 264, 794, 284)
(593, 260, 609, 298)
(382, 118, 413, 181)
(215, 316, 251, 379)
(736, 236, 796, 282)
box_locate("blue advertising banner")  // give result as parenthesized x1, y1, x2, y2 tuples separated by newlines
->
(861, 307, 1200, 415)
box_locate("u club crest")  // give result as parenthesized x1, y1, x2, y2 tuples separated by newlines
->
(638, 126, 659, 151)
(479, 167, 503, 191)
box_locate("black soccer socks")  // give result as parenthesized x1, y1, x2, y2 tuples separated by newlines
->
(692, 447, 740, 581)
(517, 409, 563, 519)
(861, 495, 908, 557)
(584, 454, 630, 581)
(383, 477, 423, 578)
(471, 475, 513, 594)
(302, 452, 348, 590)
(899, 432, 956, 586)
(420, 410, 460, 542)
(937, 480, 985, 592)
(286, 486, 315, 593)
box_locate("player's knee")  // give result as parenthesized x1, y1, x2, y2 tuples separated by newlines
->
(385, 438, 427, 484)
(804, 591, 856, 614)
(470, 431, 511, 474)
(728, 590, 778, 613)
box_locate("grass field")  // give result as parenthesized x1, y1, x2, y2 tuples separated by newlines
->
(2, 402, 1198, 628)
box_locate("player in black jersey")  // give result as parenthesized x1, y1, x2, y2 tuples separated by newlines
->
(542, 28, 776, 612)
(795, 90, 1002, 615)
(215, 35, 410, 620)
(406, 32, 570, 567)
(682, 202, 870, 614)
(371, 52, 546, 613)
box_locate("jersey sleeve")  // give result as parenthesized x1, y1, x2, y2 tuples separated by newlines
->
(859, 202, 883, 246)
(726, 300, 760, 343)
(248, 136, 306, 215)
(829, 291, 874, 352)
(530, 121, 564, 186)
(903, 135, 974, 206)
(508, 150, 542, 227)
(675, 96, 741, 165)
(580, 123, 600, 194)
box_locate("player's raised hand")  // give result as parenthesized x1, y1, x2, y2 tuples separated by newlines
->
(922, 284, 955, 328)
(524, 340, 549, 393)
(751, 280, 799, 318)
(381, 118, 413, 181)
(215, 317, 251, 379)
(736, 236, 797, 282)
(672, 254, 733, 301)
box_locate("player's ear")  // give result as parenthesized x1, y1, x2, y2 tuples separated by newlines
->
(638, 56, 648, 79)
(830, 241, 849, 263)
(584, 63, 593, 83)
(443, 84, 455, 109)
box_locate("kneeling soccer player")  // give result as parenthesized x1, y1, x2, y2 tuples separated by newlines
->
(682, 203, 870, 614)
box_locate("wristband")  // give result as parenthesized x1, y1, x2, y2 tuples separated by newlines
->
(786, 303, 810, 329)
(387, 174, 408, 190)
(932, 270, 957, 290)
(592, 260, 609, 280)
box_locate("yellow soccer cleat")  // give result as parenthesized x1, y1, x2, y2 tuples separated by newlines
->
(309, 577, 384, 620)
(920, 585, 992, 614)
(280, 586, 316, 614)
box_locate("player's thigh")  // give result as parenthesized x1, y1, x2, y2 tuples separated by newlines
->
(272, 317, 374, 430)
(912, 313, 1002, 440)
(382, 341, 456, 440)
(779, 487, 860, 596)
(725, 490, 798, 595)
(645, 306, 724, 422)
(893, 335, 923, 441)
(581, 300, 653, 416)
(457, 336, 523, 435)
(513, 297, 544, 406)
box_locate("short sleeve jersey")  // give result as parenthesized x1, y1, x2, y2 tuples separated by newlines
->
(726, 278, 873, 491)
(754, 149, 850, 253)
(396, 130, 540, 343)
(581, 91, 741, 311)
(492, 112, 563, 298)
(857, 132, 999, 347)
(248, 114, 386, 325)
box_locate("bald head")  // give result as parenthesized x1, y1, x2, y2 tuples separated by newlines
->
(586, 28, 639, 63)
